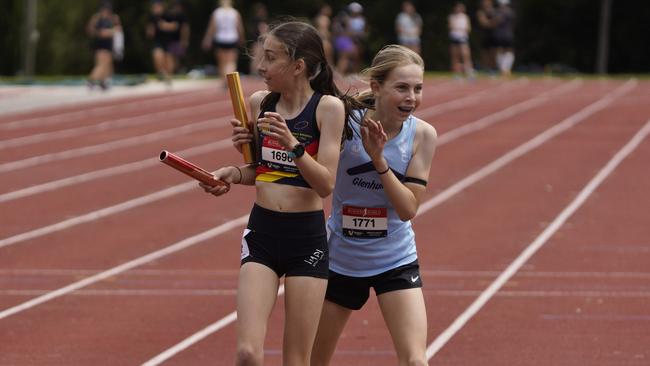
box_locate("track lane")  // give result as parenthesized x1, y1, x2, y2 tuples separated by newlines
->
(139, 79, 636, 363)
(2, 77, 644, 364)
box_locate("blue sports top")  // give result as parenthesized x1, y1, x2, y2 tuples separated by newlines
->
(327, 110, 418, 277)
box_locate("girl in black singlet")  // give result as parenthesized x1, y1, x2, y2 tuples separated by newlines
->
(199, 21, 363, 365)
(86, 1, 121, 90)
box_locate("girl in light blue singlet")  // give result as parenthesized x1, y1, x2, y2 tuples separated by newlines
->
(314, 45, 437, 366)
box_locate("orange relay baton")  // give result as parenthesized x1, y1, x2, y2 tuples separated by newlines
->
(226, 72, 256, 164)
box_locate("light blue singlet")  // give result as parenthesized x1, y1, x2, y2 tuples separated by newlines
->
(327, 111, 418, 277)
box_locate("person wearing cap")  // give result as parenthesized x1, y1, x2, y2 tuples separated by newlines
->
(347, 2, 367, 73)
(86, 1, 121, 90)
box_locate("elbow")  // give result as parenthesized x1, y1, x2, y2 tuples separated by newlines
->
(316, 184, 334, 198)
(397, 207, 417, 222)
(315, 181, 335, 198)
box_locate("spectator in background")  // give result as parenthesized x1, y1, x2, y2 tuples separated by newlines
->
(146, 0, 179, 84)
(314, 4, 334, 65)
(346, 2, 367, 73)
(395, 1, 423, 55)
(202, 0, 245, 86)
(86, 1, 121, 90)
(166, 1, 190, 75)
(476, 0, 497, 74)
(448, 2, 475, 79)
(494, 0, 515, 77)
(247, 2, 269, 74)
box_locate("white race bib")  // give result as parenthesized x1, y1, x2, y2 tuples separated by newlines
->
(342, 205, 388, 238)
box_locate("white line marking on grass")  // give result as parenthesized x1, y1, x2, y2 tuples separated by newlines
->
(426, 103, 649, 360)
(138, 80, 635, 363)
(140, 286, 285, 366)
(0, 116, 227, 174)
(0, 139, 231, 203)
(0, 215, 249, 320)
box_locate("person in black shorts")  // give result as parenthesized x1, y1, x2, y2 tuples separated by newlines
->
(200, 21, 364, 365)
(476, 0, 498, 74)
(494, 0, 516, 77)
(146, 0, 186, 83)
(86, 1, 121, 90)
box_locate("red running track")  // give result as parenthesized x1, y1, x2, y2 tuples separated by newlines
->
(0, 77, 648, 365)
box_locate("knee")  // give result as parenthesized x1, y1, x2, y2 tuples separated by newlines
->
(398, 355, 427, 366)
(406, 359, 428, 366)
(235, 345, 262, 366)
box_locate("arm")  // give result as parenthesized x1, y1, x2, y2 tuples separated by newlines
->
(113, 15, 122, 33)
(86, 14, 98, 37)
(181, 22, 190, 49)
(237, 13, 246, 47)
(257, 95, 345, 198)
(202, 14, 216, 51)
(363, 118, 437, 221)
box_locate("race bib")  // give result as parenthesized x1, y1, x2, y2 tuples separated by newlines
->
(261, 137, 297, 171)
(342, 205, 387, 238)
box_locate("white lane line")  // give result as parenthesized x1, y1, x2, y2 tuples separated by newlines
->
(0, 79, 633, 356)
(3, 269, 650, 279)
(0, 80, 569, 202)
(434, 79, 582, 145)
(418, 79, 636, 214)
(0, 215, 249, 320)
(5, 289, 650, 299)
(0, 116, 226, 174)
(140, 285, 286, 366)
(0, 101, 223, 150)
(0, 268, 239, 276)
(2, 289, 239, 296)
(417, 78, 530, 118)
(425, 118, 650, 360)
(0, 88, 217, 130)
(422, 290, 650, 298)
(0, 139, 231, 203)
(141, 80, 635, 363)
(0, 182, 196, 249)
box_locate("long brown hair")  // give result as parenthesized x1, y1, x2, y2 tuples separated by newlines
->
(259, 21, 366, 142)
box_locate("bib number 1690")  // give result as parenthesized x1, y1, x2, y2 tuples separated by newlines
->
(271, 150, 293, 163)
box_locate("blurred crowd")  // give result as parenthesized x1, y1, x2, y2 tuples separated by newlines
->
(86, 0, 516, 90)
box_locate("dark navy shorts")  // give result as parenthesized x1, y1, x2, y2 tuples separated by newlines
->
(325, 260, 422, 310)
(241, 204, 329, 279)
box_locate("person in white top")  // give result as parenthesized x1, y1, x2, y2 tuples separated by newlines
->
(201, 0, 245, 86)
(448, 2, 475, 79)
(395, 1, 423, 55)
